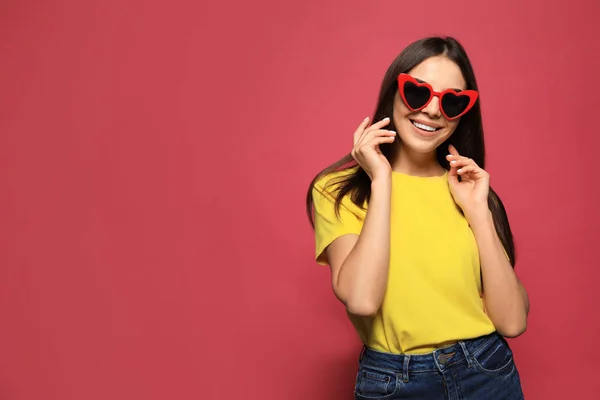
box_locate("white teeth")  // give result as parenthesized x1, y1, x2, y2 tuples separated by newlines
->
(412, 121, 437, 132)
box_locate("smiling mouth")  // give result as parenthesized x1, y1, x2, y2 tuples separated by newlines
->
(410, 120, 442, 133)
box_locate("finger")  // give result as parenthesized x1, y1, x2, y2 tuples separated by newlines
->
(451, 159, 485, 180)
(354, 117, 371, 146)
(448, 144, 460, 156)
(370, 117, 391, 130)
(447, 147, 462, 184)
(448, 156, 478, 170)
(368, 135, 396, 147)
(357, 134, 396, 152)
(448, 164, 459, 185)
(446, 145, 464, 168)
(352, 136, 395, 162)
(356, 117, 391, 145)
(356, 128, 396, 148)
(457, 165, 488, 182)
(456, 165, 478, 176)
(448, 157, 476, 169)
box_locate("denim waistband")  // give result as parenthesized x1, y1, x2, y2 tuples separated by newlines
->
(359, 331, 503, 379)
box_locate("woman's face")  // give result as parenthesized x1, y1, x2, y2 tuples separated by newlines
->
(392, 56, 467, 155)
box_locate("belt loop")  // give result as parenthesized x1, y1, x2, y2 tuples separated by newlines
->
(359, 345, 366, 362)
(402, 355, 410, 383)
(458, 341, 472, 368)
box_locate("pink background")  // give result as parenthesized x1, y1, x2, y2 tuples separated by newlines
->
(1, 0, 599, 398)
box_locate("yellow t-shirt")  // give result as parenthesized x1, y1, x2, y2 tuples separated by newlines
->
(312, 168, 496, 354)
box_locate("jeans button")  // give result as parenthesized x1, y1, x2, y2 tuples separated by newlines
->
(438, 353, 447, 365)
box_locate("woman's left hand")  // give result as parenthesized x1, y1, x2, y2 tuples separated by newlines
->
(446, 144, 490, 218)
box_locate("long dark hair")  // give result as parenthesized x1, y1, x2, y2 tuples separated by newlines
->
(305, 36, 517, 266)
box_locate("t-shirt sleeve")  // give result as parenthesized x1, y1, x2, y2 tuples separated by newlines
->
(312, 179, 364, 265)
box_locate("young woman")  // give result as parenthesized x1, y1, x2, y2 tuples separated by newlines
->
(306, 36, 529, 399)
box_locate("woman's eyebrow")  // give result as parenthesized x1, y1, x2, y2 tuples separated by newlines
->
(415, 77, 462, 92)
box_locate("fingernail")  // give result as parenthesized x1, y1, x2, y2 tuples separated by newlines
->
(390, 131, 396, 134)
(450, 160, 457, 164)
(457, 168, 463, 173)
(383, 117, 390, 121)
(364, 117, 369, 121)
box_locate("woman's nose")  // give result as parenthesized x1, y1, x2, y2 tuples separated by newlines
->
(421, 96, 441, 118)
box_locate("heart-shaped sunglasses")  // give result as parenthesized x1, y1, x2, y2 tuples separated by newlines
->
(397, 73, 478, 120)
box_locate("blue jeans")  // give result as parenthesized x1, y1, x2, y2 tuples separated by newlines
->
(355, 332, 524, 399)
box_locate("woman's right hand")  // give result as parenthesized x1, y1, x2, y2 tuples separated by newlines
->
(351, 117, 396, 181)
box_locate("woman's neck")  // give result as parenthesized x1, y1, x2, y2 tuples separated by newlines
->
(390, 146, 445, 177)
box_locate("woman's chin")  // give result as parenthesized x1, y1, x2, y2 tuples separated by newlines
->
(399, 134, 447, 155)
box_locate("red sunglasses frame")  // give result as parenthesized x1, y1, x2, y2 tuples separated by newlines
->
(397, 73, 478, 120)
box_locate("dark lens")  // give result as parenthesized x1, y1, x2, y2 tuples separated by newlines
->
(403, 82, 430, 109)
(441, 93, 471, 118)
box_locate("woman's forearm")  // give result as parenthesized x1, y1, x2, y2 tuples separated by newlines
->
(337, 176, 392, 317)
(467, 208, 529, 337)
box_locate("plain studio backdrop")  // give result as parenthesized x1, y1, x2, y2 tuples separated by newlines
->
(1, 0, 599, 399)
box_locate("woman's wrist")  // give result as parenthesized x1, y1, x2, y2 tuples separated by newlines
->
(465, 206, 493, 229)
(371, 174, 392, 191)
